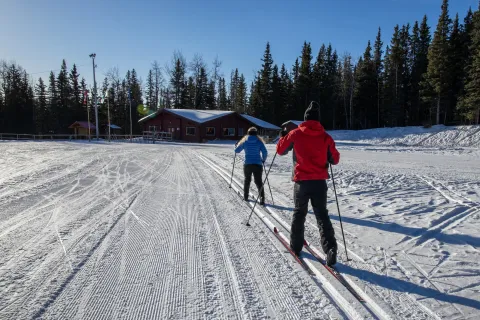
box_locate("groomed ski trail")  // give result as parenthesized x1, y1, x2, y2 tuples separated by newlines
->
(198, 149, 446, 320)
(0, 142, 344, 319)
(196, 152, 393, 320)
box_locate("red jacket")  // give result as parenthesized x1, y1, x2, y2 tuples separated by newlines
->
(276, 120, 340, 181)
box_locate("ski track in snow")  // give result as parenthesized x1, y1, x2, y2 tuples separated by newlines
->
(0, 142, 344, 319)
(201, 143, 480, 320)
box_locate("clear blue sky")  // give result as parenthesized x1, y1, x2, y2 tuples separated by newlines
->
(1, 0, 477, 89)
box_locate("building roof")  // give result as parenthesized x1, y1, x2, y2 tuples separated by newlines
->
(68, 121, 95, 129)
(240, 114, 281, 130)
(167, 109, 234, 123)
(138, 110, 160, 123)
(107, 124, 121, 129)
(281, 120, 304, 127)
(138, 108, 281, 130)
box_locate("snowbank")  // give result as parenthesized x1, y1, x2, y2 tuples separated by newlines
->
(329, 125, 480, 148)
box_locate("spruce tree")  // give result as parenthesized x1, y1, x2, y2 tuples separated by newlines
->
(458, 6, 480, 123)
(146, 69, 154, 111)
(414, 15, 432, 124)
(218, 78, 228, 110)
(69, 64, 82, 122)
(424, 0, 452, 124)
(447, 14, 465, 122)
(279, 63, 293, 123)
(294, 42, 313, 120)
(374, 27, 384, 127)
(56, 60, 70, 132)
(354, 41, 377, 128)
(186, 77, 195, 109)
(35, 77, 48, 134)
(170, 58, 186, 108)
(235, 74, 247, 113)
(48, 71, 58, 133)
(258, 42, 274, 120)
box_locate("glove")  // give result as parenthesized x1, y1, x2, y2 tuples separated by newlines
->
(280, 129, 288, 137)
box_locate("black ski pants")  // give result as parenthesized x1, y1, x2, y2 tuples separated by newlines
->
(244, 164, 265, 201)
(290, 180, 337, 255)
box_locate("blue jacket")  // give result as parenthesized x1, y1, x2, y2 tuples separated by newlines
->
(235, 135, 268, 165)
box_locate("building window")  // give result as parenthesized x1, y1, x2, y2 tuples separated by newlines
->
(238, 128, 244, 136)
(186, 127, 196, 136)
(223, 128, 235, 136)
(206, 127, 215, 136)
(149, 125, 157, 132)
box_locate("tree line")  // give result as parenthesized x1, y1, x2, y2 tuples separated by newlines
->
(0, 0, 479, 135)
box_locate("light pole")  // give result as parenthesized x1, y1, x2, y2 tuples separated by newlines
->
(84, 89, 91, 141)
(89, 53, 99, 140)
(106, 91, 111, 142)
(128, 89, 133, 141)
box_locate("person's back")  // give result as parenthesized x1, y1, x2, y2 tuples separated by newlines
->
(235, 127, 268, 204)
(278, 121, 339, 181)
(241, 135, 267, 166)
(276, 103, 340, 266)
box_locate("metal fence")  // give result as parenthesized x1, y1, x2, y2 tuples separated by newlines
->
(0, 133, 172, 144)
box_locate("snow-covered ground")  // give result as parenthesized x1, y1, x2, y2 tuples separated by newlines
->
(0, 126, 479, 319)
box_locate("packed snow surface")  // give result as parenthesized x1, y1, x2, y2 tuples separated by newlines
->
(0, 126, 479, 319)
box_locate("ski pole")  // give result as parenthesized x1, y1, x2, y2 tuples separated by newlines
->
(246, 152, 277, 226)
(330, 164, 350, 261)
(230, 153, 236, 188)
(262, 161, 274, 205)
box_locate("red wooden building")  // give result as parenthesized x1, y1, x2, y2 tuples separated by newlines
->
(139, 109, 280, 143)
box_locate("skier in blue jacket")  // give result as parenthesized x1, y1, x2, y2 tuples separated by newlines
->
(234, 127, 268, 205)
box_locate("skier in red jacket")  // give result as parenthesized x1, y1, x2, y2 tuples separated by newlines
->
(276, 102, 340, 266)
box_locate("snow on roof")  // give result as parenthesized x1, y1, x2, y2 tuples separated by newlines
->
(281, 120, 304, 127)
(138, 111, 160, 123)
(240, 114, 281, 130)
(166, 109, 235, 123)
(108, 124, 121, 129)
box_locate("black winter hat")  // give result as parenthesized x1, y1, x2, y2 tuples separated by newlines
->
(247, 127, 258, 135)
(304, 102, 320, 121)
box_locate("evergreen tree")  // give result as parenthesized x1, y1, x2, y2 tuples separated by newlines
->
(196, 67, 209, 109)
(151, 60, 163, 109)
(48, 71, 58, 133)
(56, 60, 70, 132)
(186, 77, 195, 109)
(294, 42, 313, 120)
(339, 54, 355, 129)
(218, 78, 228, 110)
(170, 58, 186, 108)
(424, 0, 452, 124)
(146, 69, 154, 111)
(374, 27, 384, 127)
(229, 69, 239, 110)
(447, 14, 465, 122)
(292, 58, 300, 83)
(206, 80, 216, 110)
(458, 5, 480, 123)
(259, 42, 274, 120)
(354, 41, 377, 128)
(35, 77, 48, 133)
(128, 69, 142, 133)
(234, 74, 247, 113)
(69, 64, 82, 122)
(279, 63, 293, 123)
